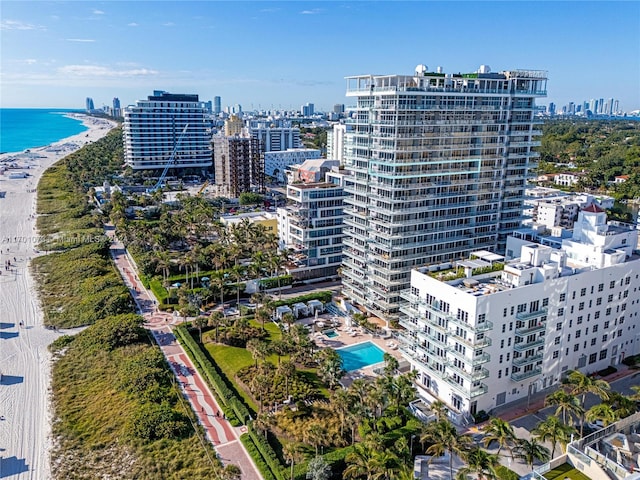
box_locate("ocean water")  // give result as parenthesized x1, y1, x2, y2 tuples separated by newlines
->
(0, 108, 88, 154)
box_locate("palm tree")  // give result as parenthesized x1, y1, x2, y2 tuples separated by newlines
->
(482, 417, 516, 457)
(344, 443, 378, 480)
(564, 370, 611, 436)
(329, 388, 353, 439)
(429, 400, 449, 422)
(544, 389, 583, 426)
(458, 447, 499, 480)
(513, 438, 550, 469)
(208, 310, 224, 343)
(194, 315, 208, 343)
(256, 306, 271, 331)
(586, 403, 619, 427)
(369, 450, 401, 480)
(282, 312, 296, 332)
(605, 391, 637, 419)
(304, 422, 327, 457)
(421, 419, 472, 480)
(283, 442, 305, 480)
(277, 359, 296, 398)
(532, 416, 576, 457)
(246, 339, 268, 367)
(317, 349, 345, 390)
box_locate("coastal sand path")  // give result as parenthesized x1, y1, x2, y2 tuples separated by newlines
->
(107, 226, 261, 479)
(0, 116, 117, 479)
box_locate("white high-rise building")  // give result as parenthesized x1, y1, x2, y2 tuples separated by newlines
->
(399, 205, 640, 422)
(123, 91, 212, 170)
(341, 65, 547, 321)
(249, 121, 301, 152)
(326, 124, 347, 163)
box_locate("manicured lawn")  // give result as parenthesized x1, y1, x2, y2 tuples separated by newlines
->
(544, 463, 591, 480)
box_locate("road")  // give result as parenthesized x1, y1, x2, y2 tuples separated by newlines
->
(105, 225, 261, 480)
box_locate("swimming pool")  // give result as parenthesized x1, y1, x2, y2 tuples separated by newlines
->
(336, 341, 385, 371)
(324, 329, 339, 338)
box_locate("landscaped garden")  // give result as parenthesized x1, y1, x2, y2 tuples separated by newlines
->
(543, 463, 591, 480)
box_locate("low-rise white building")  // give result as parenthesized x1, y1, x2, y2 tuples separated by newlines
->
(399, 205, 640, 423)
(264, 148, 321, 181)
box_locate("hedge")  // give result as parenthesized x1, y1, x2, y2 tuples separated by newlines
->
(173, 325, 285, 480)
(240, 433, 277, 480)
(259, 275, 293, 291)
(248, 425, 285, 480)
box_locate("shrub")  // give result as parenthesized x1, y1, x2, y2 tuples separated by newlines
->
(76, 313, 146, 352)
(49, 335, 75, 353)
(129, 402, 190, 440)
(495, 465, 520, 480)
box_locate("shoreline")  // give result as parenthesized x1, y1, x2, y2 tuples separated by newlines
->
(0, 114, 117, 479)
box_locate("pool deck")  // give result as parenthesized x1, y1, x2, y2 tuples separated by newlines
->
(297, 314, 403, 387)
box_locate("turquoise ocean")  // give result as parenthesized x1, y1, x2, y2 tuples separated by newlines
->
(0, 109, 88, 154)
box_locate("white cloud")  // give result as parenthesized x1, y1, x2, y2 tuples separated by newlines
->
(58, 65, 159, 77)
(66, 38, 96, 43)
(1, 19, 45, 30)
(24, 59, 37, 65)
(299, 9, 322, 15)
(162, 22, 175, 27)
(92, 9, 105, 15)
(127, 22, 138, 27)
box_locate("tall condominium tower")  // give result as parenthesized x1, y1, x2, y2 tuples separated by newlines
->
(85, 97, 95, 111)
(212, 135, 264, 198)
(341, 65, 547, 321)
(214, 96, 222, 114)
(123, 91, 212, 170)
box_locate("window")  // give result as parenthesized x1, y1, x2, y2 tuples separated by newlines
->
(604, 321, 610, 329)
(572, 291, 576, 300)
(606, 308, 612, 316)
(507, 338, 512, 347)
(577, 316, 583, 325)
(610, 281, 616, 289)
(591, 338, 597, 346)
(506, 353, 510, 361)
(589, 353, 597, 364)
(560, 293, 566, 302)
(499, 355, 503, 364)
(596, 298, 602, 306)
(478, 313, 486, 323)
(579, 302, 585, 311)
(502, 324, 506, 333)
(599, 349, 607, 360)
(554, 336, 560, 345)
(595, 311, 600, 320)
(580, 288, 586, 297)
(542, 298, 549, 307)
(500, 339, 505, 348)
(608, 294, 614, 303)
(576, 330, 581, 339)
(598, 283, 604, 292)
(517, 304, 526, 313)
(498, 370, 502, 379)
(618, 330, 623, 337)
(592, 324, 599, 333)
(558, 308, 564, 316)
(556, 322, 562, 331)
(505, 368, 509, 376)
(552, 350, 559, 359)
(509, 322, 513, 331)
(574, 344, 580, 352)
(503, 308, 507, 317)
(602, 334, 608, 342)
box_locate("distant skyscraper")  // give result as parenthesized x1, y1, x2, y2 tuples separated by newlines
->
(548, 102, 556, 115)
(301, 103, 314, 116)
(112, 97, 121, 117)
(249, 121, 300, 152)
(333, 104, 345, 114)
(123, 90, 212, 170)
(85, 97, 94, 111)
(341, 65, 547, 320)
(614, 100, 619, 114)
(214, 96, 222, 114)
(326, 123, 347, 163)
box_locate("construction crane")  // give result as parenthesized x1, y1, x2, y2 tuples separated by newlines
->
(148, 123, 189, 193)
(197, 180, 209, 195)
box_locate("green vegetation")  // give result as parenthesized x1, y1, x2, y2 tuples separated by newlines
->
(543, 463, 591, 480)
(36, 129, 224, 478)
(538, 119, 640, 199)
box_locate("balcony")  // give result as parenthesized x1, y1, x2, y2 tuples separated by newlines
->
(416, 330, 449, 349)
(511, 367, 542, 382)
(447, 363, 490, 382)
(512, 353, 543, 367)
(444, 376, 489, 398)
(516, 307, 548, 321)
(515, 323, 546, 336)
(473, 352, 491, 364)
(513, 337, 545, 352)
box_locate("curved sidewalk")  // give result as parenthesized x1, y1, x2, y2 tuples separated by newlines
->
(106, 226, 261, 480)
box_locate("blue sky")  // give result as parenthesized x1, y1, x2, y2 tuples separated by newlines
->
(2, 1, 639, 112)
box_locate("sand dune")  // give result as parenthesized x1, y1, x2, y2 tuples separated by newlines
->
(0, 115, 117, 478)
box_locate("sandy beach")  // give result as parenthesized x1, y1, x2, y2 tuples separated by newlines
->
(0, 114, 117, 478)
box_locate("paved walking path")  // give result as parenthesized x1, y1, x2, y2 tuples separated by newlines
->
(106, 225, 261, 480)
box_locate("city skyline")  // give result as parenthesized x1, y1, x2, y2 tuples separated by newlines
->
(1, 1, 639, 112)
